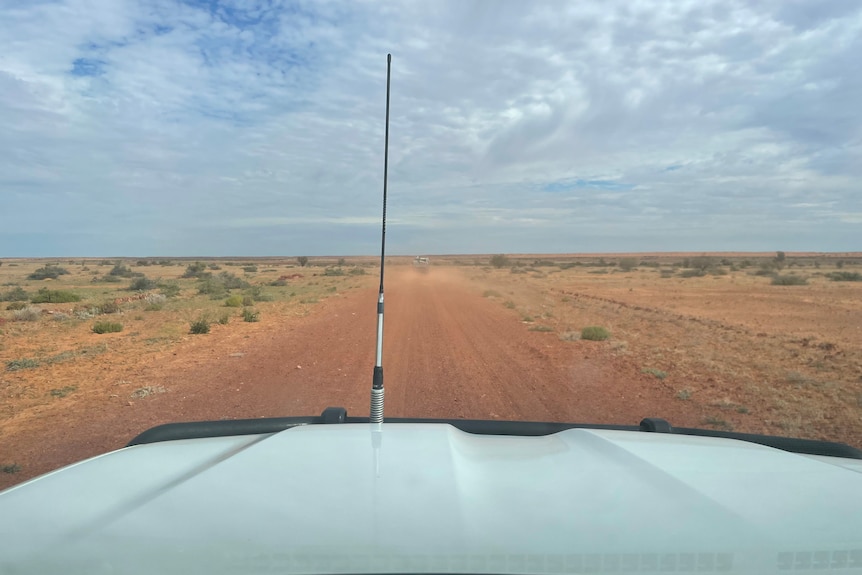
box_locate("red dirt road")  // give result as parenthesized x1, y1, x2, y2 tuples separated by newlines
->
(2, 268, 690, 489)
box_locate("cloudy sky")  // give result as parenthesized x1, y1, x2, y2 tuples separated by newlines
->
(1, 0, 860, 256)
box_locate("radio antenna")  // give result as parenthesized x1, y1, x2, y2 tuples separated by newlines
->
(370, 53, 391, 424)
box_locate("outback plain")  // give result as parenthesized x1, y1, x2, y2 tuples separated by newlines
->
(1, 252, 861, 489)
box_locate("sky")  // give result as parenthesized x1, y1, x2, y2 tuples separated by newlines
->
(1, 0, 860, 257)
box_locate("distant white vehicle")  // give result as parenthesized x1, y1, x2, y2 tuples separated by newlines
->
(413, 256, 430, 265)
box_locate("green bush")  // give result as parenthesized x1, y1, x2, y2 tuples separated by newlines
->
(225, 295, 243, 307)
(189, 318, 211, 334)
(31, 288, 81, 303)
(129, 277, 157, 291)
(28, 265, 70, 280)
(182, 262, 208, 278)
(827, 271, 862, 282)
(6, 358, 40, 371)
(581, 326, 610, 341)
(159, 281, 181, 298)
(218, 313, 230, 325)
(109, 264, 134, 278)
(771, 274, 807, 286)
(490, 254, 510, 268)
(297, 256, 309, 267)
(323, 267, 345, 276)
(98, 301, 121, 314)
(6, 301, 27, 310)
(242, 296, 254, 307)
(0, 287, 28, 302)
(242, 308, 260, 322)
(679, 269, 705, 278)
(242, 265, 258, 273)
(642, 367, 668, 379)
(219, 272, 249, 290)
(92, 321, 123, 334)
(618, 258, 637, 271)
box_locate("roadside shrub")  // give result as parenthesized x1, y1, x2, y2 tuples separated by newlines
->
(242, 308, 260, 322)
(158, 281, 181, 298)
(218, 313, 230, 325)
(581, 326, 610, 341)
(12, 305, 42, 321)
(144, 293, 167, 306)
(618, 258, 637, 272)
(642, 367, 667, 379)
(242, 265, 258, 273)
(225, 295, 243, 307)
(827, 271, 862, 282)
(129, 277, 157, 291)
(189, 317, 211, 334)
(6, 358, 40, 371)
(244, 285, 273, 302)
(349, 267, 366, 275)
(0, 287, 28, 302)
(92, 321, 123, 334)
(219, 272, 249, 290)
(242, 296, 254, 306)
(182, 262, 208, 278)
(30, 288, 81, 303)
(109, 264, 134, 278)
(490, 254, 510, 268)
(771, 274, 807, 286)
(95, 274, 122, 283)
(28, 265, 70, 280)
(6, 301, 27, 310)
(198, 278, 228, 298)
(98, 301, 121, 314)
(679, 269, 705, 278)
(323, 267, 345, 276)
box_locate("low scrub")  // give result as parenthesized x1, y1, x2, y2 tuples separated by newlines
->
(0, 286, 28, 302)
(827, 271, 862, 282)
(242, 265, 258, 273)
(771, 274, 807, 286)
(129, 277, 158, 291)
(581, 326, 610, 341)
(12, 306, 42, 321)
(642, 367, 668, 380)
(225, 295, 243, 307)
(109, 264, 134, 278)
(159, 281, 181, 298)
(97, 301, 121, 314)
(6, 301, 27, 311)
(30, 288, 81, 303)
(28, 265, 70, 280)
(242, 308, 260, 322)
(92, 321, 123, 334)
(323, 267, 345, 276)
(189, 317, 211, 334)
(6, 358, 40, 371)
(529, 325, 554, 332)
(182, 262, 209, 279)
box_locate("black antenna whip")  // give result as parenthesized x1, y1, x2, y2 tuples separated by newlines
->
(371, 53, 391, 424)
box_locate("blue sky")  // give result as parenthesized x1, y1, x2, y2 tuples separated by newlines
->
(1, 0, 860, 256)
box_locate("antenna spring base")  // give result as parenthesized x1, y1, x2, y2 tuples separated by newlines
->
(370, 388, 384, 424)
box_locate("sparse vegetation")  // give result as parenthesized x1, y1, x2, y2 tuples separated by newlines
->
(189, 317, 211, 334)
(618, 258, 637, 271)
(225, 295, 243, 307)
(30, 288, 81, 303)
(827, 271, 862, 282)
(97, 301, 121, 314)
(6, 301, 27, 310)
(28, 265, 70, 280)
(218, 313, 230, 325)
(242, 265, 258, 273)
(503, 300, 516, 309)
(129, 277, 158, 291)
(130, 386, 166, 399)
(490, 254, 510, 268)
(771, 274, 807, 286)
(529, 325, 554, 332)
(50, 385, 78, 398)
(703, 416, 733, 431)
(559, 331, 580, 341)
(483, 290, 501, 298)
(1, 464, 21, 474)
(12, 306, 42, 321)
(323, 267, 345, 276)
(92, 321, 123, 334)
(642, 368, 668, 379)
(182, 262, 209, 279)
(6, 358, 40, 371)
(349, 267, 366, 275)
(581, 326, 610, 341)
(109, 263, 135, 278)
(676, 389, 692, 400)
(297, 256, 309, 267)
(242, 308, 260, 322)
(0, 286, 28, 302)
(242, 296, 254, 306)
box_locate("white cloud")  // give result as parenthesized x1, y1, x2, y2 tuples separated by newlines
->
(0, 0, 860, 256)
